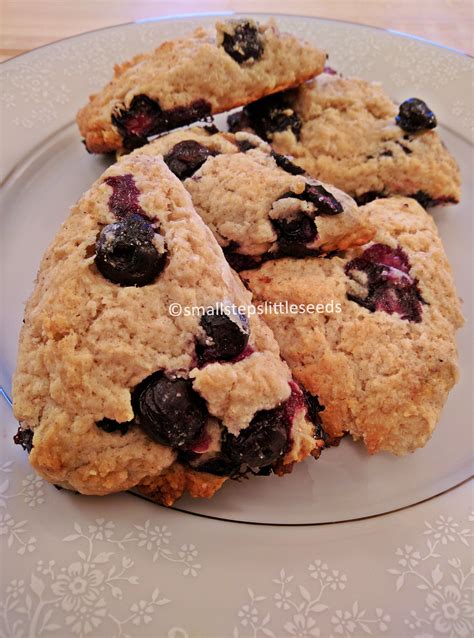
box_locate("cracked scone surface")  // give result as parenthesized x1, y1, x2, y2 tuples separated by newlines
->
(137, 126, 374, 269)
(76, 18, 326, 154)
(229, 71, 460, 206)
(242, 198, 464, 455)
(12, 153, 323, 505)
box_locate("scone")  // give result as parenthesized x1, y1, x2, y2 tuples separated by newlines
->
(12, 153, 326, 506)
(241, 197, 464, 455)
(76, 18, 326, 154)
(135, 126, 374, 270)
(228, 70, 461, 207)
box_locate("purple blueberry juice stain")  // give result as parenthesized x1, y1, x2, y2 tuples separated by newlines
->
(229, 343, 254, 363)
(104, 174, 147, 219)
(345, 243, 425, 322)
(284, 381, 306, 424)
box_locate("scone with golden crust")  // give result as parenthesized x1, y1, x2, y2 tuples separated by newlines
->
(242, 198, 463, 455)
(77, 18, 326, 154)
(136, 126, 374, 270)
(12, 153, 325, 506)
(228, 71, 461, 207)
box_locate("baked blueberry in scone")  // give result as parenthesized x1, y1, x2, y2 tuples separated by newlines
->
(228, 71, 461, 207)
(136, 126, 374, 270)
(241, 197, 464, 455)
(76, 18, 326, 154)
(12, 153, 325, 506)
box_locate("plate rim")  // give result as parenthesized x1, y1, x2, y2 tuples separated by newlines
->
(1, 9, 472, 69)
(1, 11, 472, 527)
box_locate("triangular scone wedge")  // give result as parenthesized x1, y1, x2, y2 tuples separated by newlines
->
(77, 18, 326, 154)
(228, 70, 461, 207)
(12, 153, 325, 506)
(242, 197, 464, 455)
(136, 127, 374, 270)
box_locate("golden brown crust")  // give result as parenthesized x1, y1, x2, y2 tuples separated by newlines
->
(77, 20, 326, 154)
(13, 151, 322, 502)
(242, 198, 464, 455)
(139, 127, 374, 259)
(235, 72, 461, 205)
(136, 465, 227, 507)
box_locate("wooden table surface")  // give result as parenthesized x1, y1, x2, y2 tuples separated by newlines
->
(1, 0, 473, 63)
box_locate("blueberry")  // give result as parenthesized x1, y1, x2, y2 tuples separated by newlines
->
(303, 390, 326, 441)
(293, 184, 343, 215)
(272, 213, 317, 245)
(354, 191, 384, 206)
(223, 245, 262, 271)
(273, 184, 342, 257)
(227, 110, 252, 133)
(345, 243, 425, 322)
(197, 308, 250, 363)
(133, 372, 207, 449)
(163, 140, 217, 179)
(221, 21, 264, 64)
(95, 214, 167, 286)
(396, 98, 437, 133)
(236, 138, 257, 152)
(96, 418, 133, 435)
(222, 405, 289, 470)
(13, 427, 34, 453)
(112, 95, 163, 149)
(104, 174, 146, 219)
(203, 124, 219, 135)
(183, 452, 239, 477)
(271, 151, 306, 175)
(240, 92, 302, 141)
(112, 94, 212, 150)
(411, 191, 454, 208)
(395, 141, 412, 155)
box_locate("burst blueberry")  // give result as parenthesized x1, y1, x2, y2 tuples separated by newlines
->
(272, 213, 317, 245)
(221, 20, 264, 64)
(13, 427, 34, 453)
(296, 183, 343, 215)
(271, 151, 306, 175)
(345, 243, 425, 322)
(112, 94, 212, 150)
(163, 140, 217, 179)
(237, 92, 302, 141)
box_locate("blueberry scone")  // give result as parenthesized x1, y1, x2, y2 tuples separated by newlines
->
(228, 70, 461, 207)
(76, 19, 326, 154)
(12, 153, 326, 506)
(136, 126, 374, 270)
(242, 197, 464, 455)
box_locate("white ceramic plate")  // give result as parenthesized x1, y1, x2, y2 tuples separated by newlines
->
(1, 14, 473, 637)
